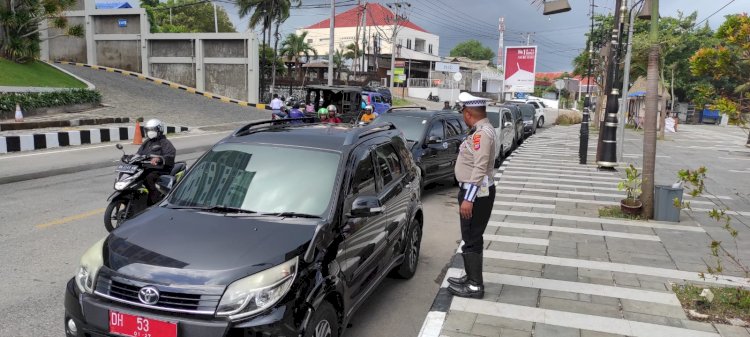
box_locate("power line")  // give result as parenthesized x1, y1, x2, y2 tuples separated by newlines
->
(694, 0, 735, 27)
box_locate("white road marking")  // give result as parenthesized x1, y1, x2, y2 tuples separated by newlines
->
(450, 298, 719, 337)
(729, 170, 750, 174)
(720, 156, 750, 161)
(492, 209, 705, 232)
(484, 234, 550, 246)
(497, 175, 619, 186)
(494, 200, 556, 209)
(417, 311, 445, 337)
(500, 166, 614, 176)
(497, 171, 622, 182)
(496, 193, 619, 206)
(483, 250, 749, 288)
(445, 268, 680, 305)
(497, 186, 624, 198)
(488, 221, 660, 241)
(499, 180, 621, 192)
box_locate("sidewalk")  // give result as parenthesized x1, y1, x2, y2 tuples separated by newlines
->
(420, 125, 750, 337)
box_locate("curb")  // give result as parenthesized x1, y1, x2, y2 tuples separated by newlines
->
(47, 62, 97, 90)
(52, 61, 270, 110)
(0, 124, 189, 153)
(0, 144, 211, 185)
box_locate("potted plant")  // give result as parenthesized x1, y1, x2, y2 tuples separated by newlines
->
(618, 164, 642, 215)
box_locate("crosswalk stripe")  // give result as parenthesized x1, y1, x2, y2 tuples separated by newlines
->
(450, 298, 719, 337)
(499, 180, 620, 191)
(497, 186, 624, 198)
(503, 163, 605, 172)
(506, 159, 597, 168)
(483, 250, 749, 287)
(444, 268, 680, 305)
(492, 209, 705, 232)
(499, 166, 614, 176)
(496, 193, 619, 206)
(496, 171, 622, 182)
(484, 234, 549, 246)
(488, 221, 661, 241)
(494, 200, 556, 209)
(498, 175, 618, 186)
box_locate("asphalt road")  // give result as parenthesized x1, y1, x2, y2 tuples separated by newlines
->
(0, 136, 461, 337)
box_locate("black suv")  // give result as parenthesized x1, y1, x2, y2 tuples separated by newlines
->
(374, 108, 467, 189)
(510, 103, 538, 137)
(64, 121, 424, 337)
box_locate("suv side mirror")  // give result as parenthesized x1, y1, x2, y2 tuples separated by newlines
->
(427, 135, 442, 144)
(156, 175, 175, 195)
(504, 122, 513, 128)
(350, 196, 384, 217)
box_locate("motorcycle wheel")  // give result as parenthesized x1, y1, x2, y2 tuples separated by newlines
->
(104, 199, 130, 232)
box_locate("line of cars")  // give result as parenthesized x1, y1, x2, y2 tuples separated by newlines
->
(63, 100, 542, 337)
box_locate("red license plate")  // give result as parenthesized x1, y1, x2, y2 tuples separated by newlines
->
(109, 310, 177, 337)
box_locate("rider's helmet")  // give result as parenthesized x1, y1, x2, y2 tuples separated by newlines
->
(364, 105, 373, 112)
(317, 108, 328, 116)
(144, 118, 165, 139)
(327, 105, 337, 112)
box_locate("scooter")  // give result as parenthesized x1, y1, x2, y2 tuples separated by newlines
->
(428, 93, 440, 102)
(104, 144, 186, 232)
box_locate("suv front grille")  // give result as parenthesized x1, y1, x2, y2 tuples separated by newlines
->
(95, 270, 223, 315)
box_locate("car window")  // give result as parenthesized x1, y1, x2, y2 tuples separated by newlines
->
(503, 111, 513, 126)
(486, 112, 500, 128)
(521, 105, 535, 118)
(374, 114, 427, 142)
(350, 151, 377, 195)
(447, 118, 463, 133)
(529, 102, 539, 109)
(445, 119, 459, 137)
(427, 121, 445, 140)
(374, 144, 403, 186)
(373, 95, 383, 103)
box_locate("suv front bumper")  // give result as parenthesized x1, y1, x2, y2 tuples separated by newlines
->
(64, 278, 302, 337)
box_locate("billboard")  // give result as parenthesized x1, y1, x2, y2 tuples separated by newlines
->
(503, 46, 537, 93)
(434, 62, 460, 73)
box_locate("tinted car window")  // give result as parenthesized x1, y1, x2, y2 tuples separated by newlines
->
(375, 144, 402, 186)
(447, 118, 463, 133)
(428, 121, 445, 140)
(373, 95, 383, 103)
(374, 114, 427, 142)
(487, 111, 500, 128)
(520, 105, 535, 119)
(170, 143, 340, 216)
(350, 151, 377, 195)
(445, 119, 459, 137)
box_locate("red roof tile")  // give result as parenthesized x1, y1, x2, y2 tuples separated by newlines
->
(305, 3, 428, 33)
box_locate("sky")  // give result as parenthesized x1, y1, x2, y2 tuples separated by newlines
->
(216, 0, 750, 72)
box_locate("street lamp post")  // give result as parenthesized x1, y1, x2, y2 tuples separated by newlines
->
(580, 0, 595, 165)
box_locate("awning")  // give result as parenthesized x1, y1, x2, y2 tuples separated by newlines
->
(628, 91, 646, 97)
(95, 2, 133, 8)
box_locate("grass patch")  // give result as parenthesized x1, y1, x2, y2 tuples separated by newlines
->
(555, 112, 582, 125)
(598, 205, 642, 220)
(674, 284, 750, 324)
(392, 97, 413, 107)
(0, 58, 86, 88)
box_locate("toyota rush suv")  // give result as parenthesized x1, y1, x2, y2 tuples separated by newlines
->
(64, 120, 424, 337)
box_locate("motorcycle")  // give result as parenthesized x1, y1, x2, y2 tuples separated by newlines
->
(104, 144, 186, 232)
(428, 93, 440, 102)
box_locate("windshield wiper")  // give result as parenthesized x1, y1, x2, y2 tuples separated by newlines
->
(167, 204, 257, 214)
(272, 212, 321, 219)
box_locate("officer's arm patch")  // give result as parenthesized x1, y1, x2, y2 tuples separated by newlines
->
(473, 133, 481, 150)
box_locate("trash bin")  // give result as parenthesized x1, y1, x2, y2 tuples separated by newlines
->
(654, 185, 683, 222)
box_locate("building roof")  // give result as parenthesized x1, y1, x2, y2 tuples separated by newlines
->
(305, 3, 428, 33)
(628, 76, 671, 100)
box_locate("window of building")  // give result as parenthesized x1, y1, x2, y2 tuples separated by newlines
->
(406, 39, 412, 50)
(429, 44, 433, 54)
(307, 39, 313, 43)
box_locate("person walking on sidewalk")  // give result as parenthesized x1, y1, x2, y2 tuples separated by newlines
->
(447, 92, 497, 299)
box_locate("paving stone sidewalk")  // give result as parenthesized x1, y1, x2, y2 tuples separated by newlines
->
(419, 125, 750, 337)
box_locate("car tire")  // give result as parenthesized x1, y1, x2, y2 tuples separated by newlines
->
(537, 116, 544, 128)
(304, 302, 339, 337)
(393, 219, 422, 279)
(494, 146, 504, 168)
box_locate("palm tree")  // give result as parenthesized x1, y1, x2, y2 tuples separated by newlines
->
(333, 49, 345, 80)
(280, 31, 318, 81)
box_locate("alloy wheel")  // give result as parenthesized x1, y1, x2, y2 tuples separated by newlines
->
(314, 320, 332, 337)
(408, 227, 420, 270)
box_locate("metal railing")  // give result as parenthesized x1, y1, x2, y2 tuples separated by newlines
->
(407, 78, 459, 89)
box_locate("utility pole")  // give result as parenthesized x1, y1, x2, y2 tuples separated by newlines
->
(520, 32, 534, 46)
(498, 17, 505, 99)
(617, 0, 640, 162)
(328, 0, 335, 86)
(213, 2, 218, 33)
(353, 1, 362, 80)
(579, 0, 595, 165)
(642, 0, 659, 218)
(387, 1, 410, 88)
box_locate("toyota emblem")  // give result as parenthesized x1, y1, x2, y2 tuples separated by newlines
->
(138, 286, 160, 305)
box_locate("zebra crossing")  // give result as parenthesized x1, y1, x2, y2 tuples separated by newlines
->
(419, 125, 750, 337)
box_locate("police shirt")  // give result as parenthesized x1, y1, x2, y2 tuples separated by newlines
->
(454, 118, 496, 202)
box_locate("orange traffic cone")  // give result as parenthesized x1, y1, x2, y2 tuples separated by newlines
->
(133, 120, 143, 145)
(14, 104, 23, 122)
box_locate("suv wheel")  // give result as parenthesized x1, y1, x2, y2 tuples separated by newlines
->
(537, 116, 544, 128)
(494, 146, 504, 168)
(393, 220, 422, 279)
(305, 302, 339, 337)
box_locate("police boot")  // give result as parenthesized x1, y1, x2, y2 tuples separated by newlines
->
(447, 253, 470, 286)
(448, 252, 484, 298)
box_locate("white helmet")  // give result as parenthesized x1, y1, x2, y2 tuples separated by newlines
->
(365, 105, 373, 111)
(144, 118, 164, 139)
(327, 105, 337, 112)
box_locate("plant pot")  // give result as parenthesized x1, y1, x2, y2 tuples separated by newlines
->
(620, 199, 642, 216)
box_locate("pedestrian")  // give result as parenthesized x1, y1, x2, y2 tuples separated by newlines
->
(306, 101, 315, 114)
(327, 105, 342, 124)
(443, 101, 452, 110)
(446, 92, 497, 299)
(360, 105, 376, 123)
(270, 94, 285, 119)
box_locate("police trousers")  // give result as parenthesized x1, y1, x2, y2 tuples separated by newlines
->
(458, 185, 496, 254)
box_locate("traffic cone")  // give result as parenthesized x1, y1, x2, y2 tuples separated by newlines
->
(14, 104, 23, 122)
(133, 120, 143, 145)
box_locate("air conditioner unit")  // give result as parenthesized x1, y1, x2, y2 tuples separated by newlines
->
(543, 0, 572, 15)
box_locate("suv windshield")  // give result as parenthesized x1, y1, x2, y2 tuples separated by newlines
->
(169, 143, 340, 217)
(521, 106, 535, 119)
(374, 114, 427, 142)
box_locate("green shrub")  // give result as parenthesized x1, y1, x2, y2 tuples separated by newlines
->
(555, 112, 583, 125)
(0, 89, 101, 112)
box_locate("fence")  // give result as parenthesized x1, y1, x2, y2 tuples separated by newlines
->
(407, 78, 459, 89)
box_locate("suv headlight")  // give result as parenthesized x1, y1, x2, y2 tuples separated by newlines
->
(216, 256, 298, 320)
(75, 238, 105, 294)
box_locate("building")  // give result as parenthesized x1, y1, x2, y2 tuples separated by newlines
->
(297, 3, 440, 84)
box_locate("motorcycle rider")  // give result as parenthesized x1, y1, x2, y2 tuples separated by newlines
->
(135, 119, 176, 205)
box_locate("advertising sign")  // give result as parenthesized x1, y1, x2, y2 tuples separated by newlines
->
(394, 68, 405, 83)
(435, 62, 460, 73)
(503, 46, 537, 93)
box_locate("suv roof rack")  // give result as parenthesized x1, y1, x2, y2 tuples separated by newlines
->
(232, 118, 316, 137)
(385, 106, 427, 113)
(343, 122, 397, 145)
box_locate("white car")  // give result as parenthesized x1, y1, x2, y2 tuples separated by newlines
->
(509, 98, 546, 128)
(486, 106, 516, 168)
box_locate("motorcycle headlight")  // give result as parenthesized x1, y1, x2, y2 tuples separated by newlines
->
(114, 181, 129, 190)
(216, 256, 298, 320)
(75, 238, 105, 294)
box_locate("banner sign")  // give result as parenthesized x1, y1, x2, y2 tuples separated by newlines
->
(434, 62, 459, 73)
(503, 46, 537, 93)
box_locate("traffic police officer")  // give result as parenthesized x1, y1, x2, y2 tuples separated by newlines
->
(447, 92, 497, 299)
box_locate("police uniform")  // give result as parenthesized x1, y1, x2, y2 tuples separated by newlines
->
(448, 92, 497, 299)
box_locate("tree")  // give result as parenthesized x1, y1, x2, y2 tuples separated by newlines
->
(572, 14, 613, 123)
(144, 0, 236, 33)
(642, 0, 660, 220)
(279, 31, 317, 80)
(333, 49, 345, 80)
(449, 40, 495, 61)
(0, 0, 83, 62)
(259, 44, 285, 79)
(690, 14, 750, 98)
